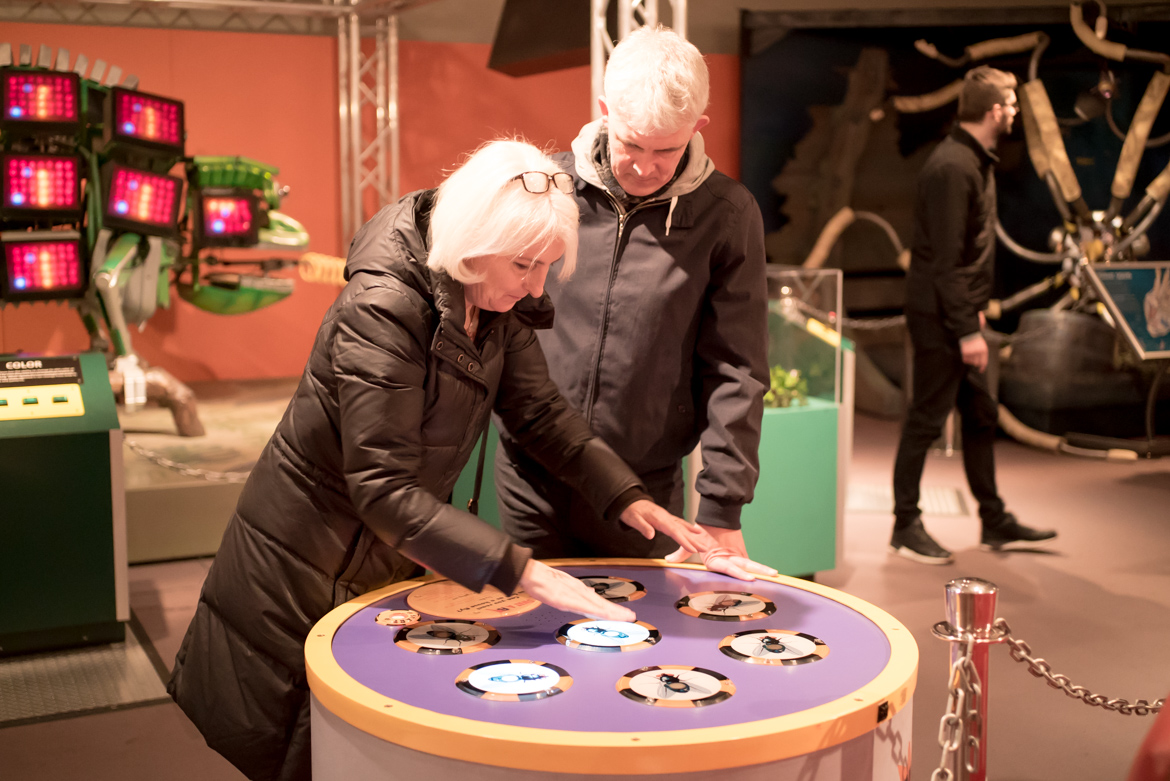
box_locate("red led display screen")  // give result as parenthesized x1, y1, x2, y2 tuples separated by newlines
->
(1, 154, 83, 220)
(103, 164, 182, 236)
(1, 236, 86, 300)
(203, 195, 254, 236)
(109, 87, 184, 154)
(197, 191, 262, 247)
(2, 70, 80, 127)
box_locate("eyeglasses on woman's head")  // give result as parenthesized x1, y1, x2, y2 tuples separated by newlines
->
(513, 171, 574, 194)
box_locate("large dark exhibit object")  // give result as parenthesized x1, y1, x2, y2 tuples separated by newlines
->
(739, 5, 1170, 446)
(0, 352, 128, 656)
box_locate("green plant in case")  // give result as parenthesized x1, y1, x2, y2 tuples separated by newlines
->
(764, 364, 809, 408)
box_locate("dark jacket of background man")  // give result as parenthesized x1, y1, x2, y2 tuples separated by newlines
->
(905, 125, 998, 341)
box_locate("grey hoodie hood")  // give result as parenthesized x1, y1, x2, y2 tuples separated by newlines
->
(569, 118, 716, 203)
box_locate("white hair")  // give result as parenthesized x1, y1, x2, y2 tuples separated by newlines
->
(427, 139, 578, 284)
(603, 26, 709, 135)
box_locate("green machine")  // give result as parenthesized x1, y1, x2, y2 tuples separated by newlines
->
(0, 352, 127, 656)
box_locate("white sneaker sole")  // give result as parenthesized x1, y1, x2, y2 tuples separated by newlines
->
(980, 536, 1057, 551)
(891, 544, 954, 565)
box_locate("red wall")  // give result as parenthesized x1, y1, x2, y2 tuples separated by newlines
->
(0, 22, 740, 382)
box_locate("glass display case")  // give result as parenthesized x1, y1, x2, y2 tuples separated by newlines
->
(739, 266, 853, 576)
(766, 266, 844, 405)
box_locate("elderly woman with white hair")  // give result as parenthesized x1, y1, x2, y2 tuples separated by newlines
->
(167, 139, 769, 781)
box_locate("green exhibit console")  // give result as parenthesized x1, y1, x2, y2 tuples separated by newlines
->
(0, 353, 128, 656)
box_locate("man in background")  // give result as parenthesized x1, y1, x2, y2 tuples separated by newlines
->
(494, 26, 769, 573)
(891, 65, 1057, 564)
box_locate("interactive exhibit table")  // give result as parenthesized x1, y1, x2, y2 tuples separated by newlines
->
(307, 560, 917, 779)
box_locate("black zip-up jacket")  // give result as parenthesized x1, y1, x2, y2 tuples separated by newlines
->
(168, 190, 644, 781)
(497, 120, 768, 530)
(906, 126, 999, 340)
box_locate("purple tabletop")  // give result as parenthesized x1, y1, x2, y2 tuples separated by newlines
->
(330, 565, 892, 733)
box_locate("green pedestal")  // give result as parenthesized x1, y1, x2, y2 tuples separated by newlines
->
(450, 424, 502, 529)
(0, 353, 126, 656)
(740, 398, 838, 576)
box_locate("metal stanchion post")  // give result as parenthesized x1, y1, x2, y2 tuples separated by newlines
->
(933, 578, 1008, 781)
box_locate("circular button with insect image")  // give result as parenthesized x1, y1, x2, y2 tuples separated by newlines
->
(393, 620, 500, 655)
(675, 590, 776, 621)
(555, 619, 660, 653)
(455, 660, 573, 702)
(616, 665, 735, 708)
(574, 575, 646, 602)
(718, 629, 830, 666)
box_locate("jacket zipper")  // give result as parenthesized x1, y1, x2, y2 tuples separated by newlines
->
(584, 193, 655, 426)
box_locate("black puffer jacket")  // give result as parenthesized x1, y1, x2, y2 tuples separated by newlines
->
(168, 190, 643, 781)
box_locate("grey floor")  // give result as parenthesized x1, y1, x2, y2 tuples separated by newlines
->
(1, 414, 1167, 780)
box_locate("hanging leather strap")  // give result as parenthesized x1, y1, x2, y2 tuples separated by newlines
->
(467, 427, 490, 515)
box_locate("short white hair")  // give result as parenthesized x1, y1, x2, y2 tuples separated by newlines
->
(428, 139, 578, 284)
(603, 26, 709, 135)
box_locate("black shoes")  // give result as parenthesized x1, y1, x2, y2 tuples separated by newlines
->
(890, 518, 954, 565)
(980, 514, 1057, 550)
(891, 513, 1056, 563)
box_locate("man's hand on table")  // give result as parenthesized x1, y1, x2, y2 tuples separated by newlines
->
(665, 525, 778, 581)
(618, 500, 778, 581)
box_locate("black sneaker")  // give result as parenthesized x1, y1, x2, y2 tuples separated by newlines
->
(980, 514, 1057, 550)
(890, 519, 954, 565)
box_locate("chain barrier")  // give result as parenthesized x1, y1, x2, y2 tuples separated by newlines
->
(931, 634, 984, 781)
(124, 438, 252, 483)
(995, 618, 1165, 716)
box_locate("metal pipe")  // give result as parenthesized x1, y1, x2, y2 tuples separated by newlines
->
(1027, 32, 1049, 83)
(641, 0, 657, 29)
(389, 12, 400, 203)
(348, 11, 363, 238)
(27, 0, 434, 18)
(934, 578, 1002, 781)
(375, 16, 388, 208)
(337, 12, 352, 246)
(591, 0, 607, 119)
(1108, 71, 1170, 222)
(1113, 197, 1164, 257)
(995, 219, 1069, 264)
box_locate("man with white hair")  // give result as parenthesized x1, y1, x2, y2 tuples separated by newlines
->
(495, 26, 769, 567)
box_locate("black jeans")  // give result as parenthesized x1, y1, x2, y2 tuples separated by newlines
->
(893, 311, 1005, 531)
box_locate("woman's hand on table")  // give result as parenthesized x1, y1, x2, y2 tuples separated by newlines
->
(664, 526, 779, 582)
(518, 559, 636, 622)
